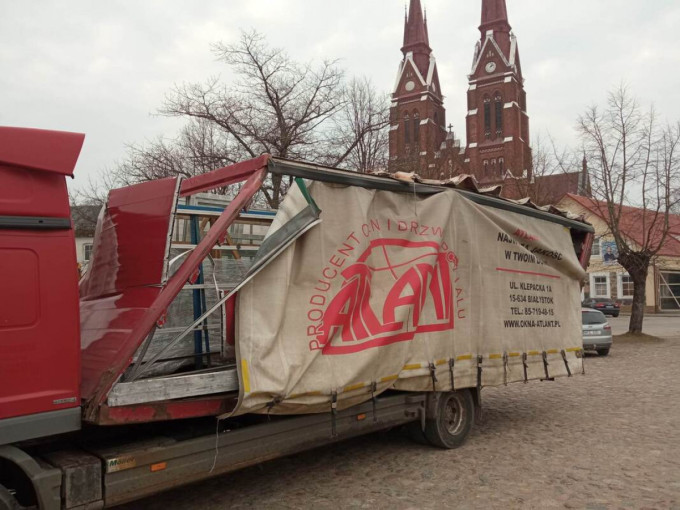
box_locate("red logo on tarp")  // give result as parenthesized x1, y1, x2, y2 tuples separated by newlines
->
(309, 238, 458, 355)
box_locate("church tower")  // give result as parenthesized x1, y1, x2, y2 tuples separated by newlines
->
(388, 0, 447, 178)
(465, 0, 531, 184)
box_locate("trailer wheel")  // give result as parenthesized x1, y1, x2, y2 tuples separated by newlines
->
(0, 484, 22, 510)
(424, 390, 474, 449)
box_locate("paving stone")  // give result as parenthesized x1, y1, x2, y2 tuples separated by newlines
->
(119, 337, 680, 510)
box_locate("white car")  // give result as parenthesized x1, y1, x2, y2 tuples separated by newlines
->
(582, 308, 612, 356)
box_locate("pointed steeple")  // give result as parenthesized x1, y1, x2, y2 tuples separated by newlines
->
(390, 2, 447, 178)
(478, 0, 512, 59)
(465, 0, 532, 187)
(401, 0, 431, 78)
(480, 0, 511, 35)
(402, 0, 429, 51)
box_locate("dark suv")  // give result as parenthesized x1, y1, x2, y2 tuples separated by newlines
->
(582, 298, 620, 317)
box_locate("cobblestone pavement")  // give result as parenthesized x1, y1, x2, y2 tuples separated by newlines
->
(121, 337, 680, 510)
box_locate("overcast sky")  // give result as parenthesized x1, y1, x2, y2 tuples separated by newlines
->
(2, 0, 679, 191)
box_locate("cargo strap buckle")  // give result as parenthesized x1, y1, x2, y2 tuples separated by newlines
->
(330, 391, 338, 438)
(428, 362, 438, 392)
(560, 349, 572, 377)
(477, 355, 483, 391)
(448, 358, 455, 391)
(502, 352, 509, 386)
(370, 382, 378, 423)
(265, 396, 283, 420)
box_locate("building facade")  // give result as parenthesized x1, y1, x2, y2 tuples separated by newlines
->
(559, 194, 680, 313)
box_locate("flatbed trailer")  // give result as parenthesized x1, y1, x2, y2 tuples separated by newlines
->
(2, 392, 435, 509)
(0, 127, 593, 509)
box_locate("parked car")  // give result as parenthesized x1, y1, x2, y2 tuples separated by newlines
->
(582, 297, 620, 317)
(582, 308, 612, 356)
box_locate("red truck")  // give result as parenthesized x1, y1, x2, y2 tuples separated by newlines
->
(0, 127, 594, 509)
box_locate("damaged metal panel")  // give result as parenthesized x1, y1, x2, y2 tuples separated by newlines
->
(81, 163, 268, 422)
(79, 177, 181, 404)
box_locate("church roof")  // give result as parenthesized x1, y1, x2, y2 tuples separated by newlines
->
(533, 172, 584, 205)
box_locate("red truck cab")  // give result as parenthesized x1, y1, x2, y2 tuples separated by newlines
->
(0, 127, 85, 444)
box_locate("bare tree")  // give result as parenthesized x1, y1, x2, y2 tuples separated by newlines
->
(578, 85, 680, 334)
(142, 30, 388, 208)
(116, 120, 235, 184)
(70, 169, 125, 208)
(328, 77, 389, 172)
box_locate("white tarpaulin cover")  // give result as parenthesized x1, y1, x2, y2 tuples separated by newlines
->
(233, 181, 585, 416)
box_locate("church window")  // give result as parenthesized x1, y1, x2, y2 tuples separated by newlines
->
(413, 112, 420, 143)
(483, 159, 489, 176)
(495, 94, 503, 138)
(499, 157, 504, 173)
(483, 97, 491, 139)
(404, 114, 411, 144)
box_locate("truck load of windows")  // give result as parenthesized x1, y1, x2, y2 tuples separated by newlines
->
(99, 158, 593, 412)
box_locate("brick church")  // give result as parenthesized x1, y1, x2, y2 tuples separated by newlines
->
(388, 0, 589, 204)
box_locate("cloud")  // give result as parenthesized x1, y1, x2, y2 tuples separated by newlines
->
(1, 0, 679, 192)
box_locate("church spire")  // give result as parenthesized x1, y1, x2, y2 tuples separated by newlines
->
(402, 0, 429, 51)
(389, 1, 447, 178)
(465, 0, 532, 187)
(480, 0, 511, 35)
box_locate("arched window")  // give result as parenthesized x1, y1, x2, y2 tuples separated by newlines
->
(404, 114, 411, 144)
(413, 111, 420, 144)
(434, 111, 439, 126)
(483, 159, 489, 176)
(483, 96, 491, 139)
(499, 157, 505, 173)
(494, 94, 503, 138)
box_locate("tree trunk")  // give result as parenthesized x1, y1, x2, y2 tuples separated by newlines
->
(628, 268, 648, 335)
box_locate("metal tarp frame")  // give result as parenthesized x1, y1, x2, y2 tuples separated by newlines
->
(85, 160, 269, 421)
(128, 179, 321, 382)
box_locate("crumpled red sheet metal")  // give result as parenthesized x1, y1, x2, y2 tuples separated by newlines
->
(79, 177, 180, 403)
(79, 158, 268, 422)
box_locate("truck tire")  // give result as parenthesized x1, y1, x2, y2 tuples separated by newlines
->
(423, 390, 474, 449)
(0, 484, 21, 510)
(597, 348, 610, 356)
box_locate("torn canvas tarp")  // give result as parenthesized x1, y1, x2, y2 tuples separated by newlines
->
(233, 181, 586, 416)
